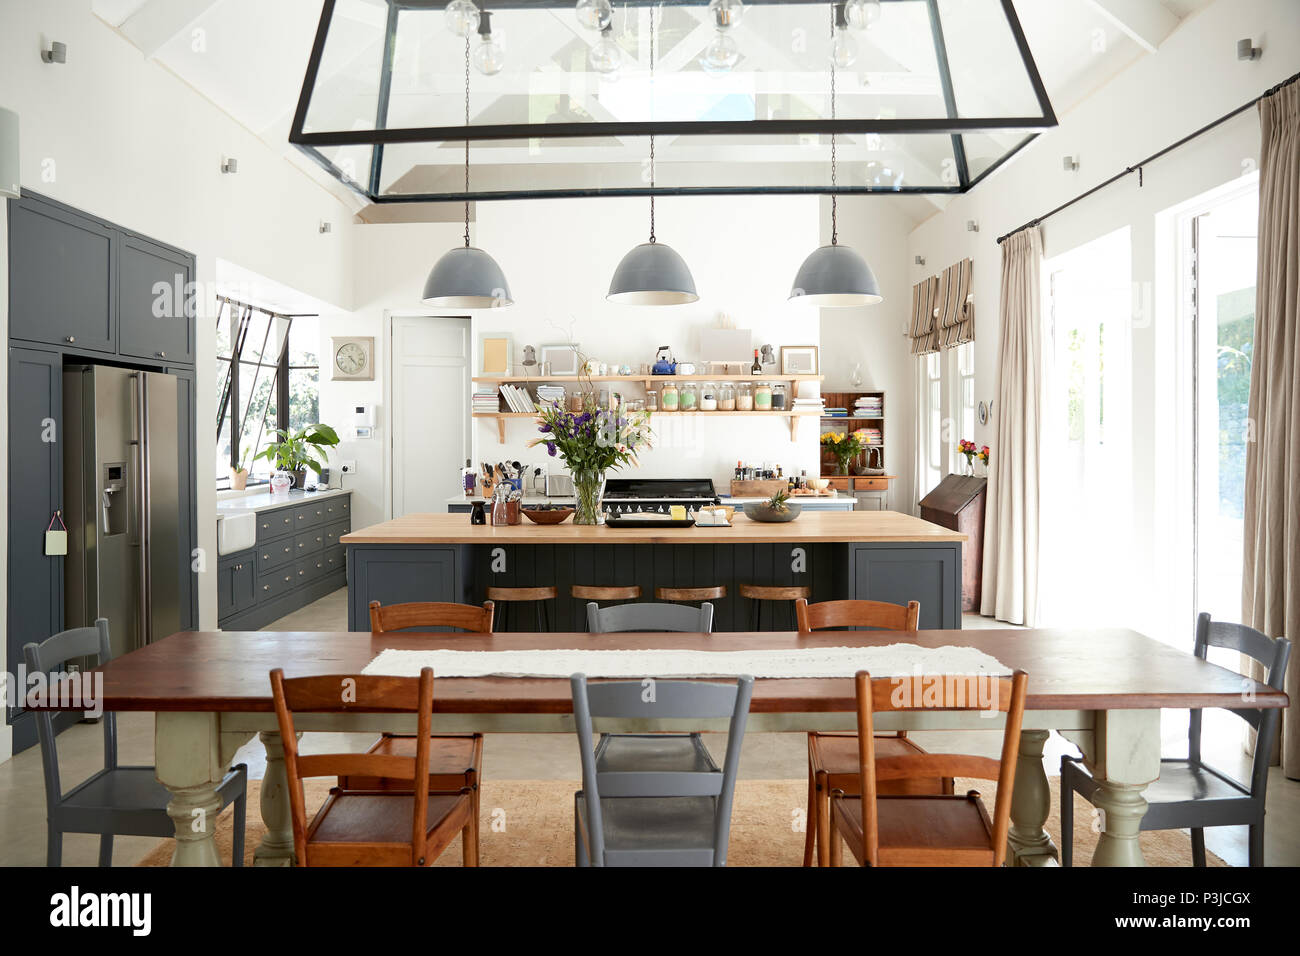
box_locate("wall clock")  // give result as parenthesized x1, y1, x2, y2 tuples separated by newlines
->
(331, 336, 374, 381)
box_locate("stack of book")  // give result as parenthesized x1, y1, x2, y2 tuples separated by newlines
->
(858, 426, 883, 446)
(854, 395, 883, 417)
(793, 396, 825, 414)
(824, 407, 850, 418)
(535, 384, 567, 408)
(472, 384, 500, 414)
(498, 383, 537, 413)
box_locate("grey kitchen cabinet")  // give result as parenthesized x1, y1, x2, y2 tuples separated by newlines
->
(8, 195, 116, 353)
(118, 233, 196, 365)
(218, 493, 351, 630)
(7, 346, 64, 751)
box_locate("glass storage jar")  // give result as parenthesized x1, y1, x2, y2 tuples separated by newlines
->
(736, 382, 754, 410)
(754, 382, 773, 410)
(699, 382, 718, 411)
(646, 389, 659, 412)
(718, 383, 736, 411)
(678, 382, 699, 411)
(771, 383, 787, 410)
(660, 383, 679, 411)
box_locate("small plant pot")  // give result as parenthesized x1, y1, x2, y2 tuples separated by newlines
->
(292, 469, 308, 489)
(230, 468, 249, 491)
(743, 502, 802, 523)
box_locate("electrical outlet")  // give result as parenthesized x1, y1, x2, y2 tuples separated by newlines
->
(340, 460, 357, 475)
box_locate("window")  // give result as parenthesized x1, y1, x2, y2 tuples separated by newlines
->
(948, 341, 976, 451)
(215, 298, 318, 487)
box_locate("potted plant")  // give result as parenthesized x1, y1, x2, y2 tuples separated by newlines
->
(230, 445, 252, 491)
(529, 396, 653, 525)
(254, 424, 341, 490)
(820, 430, 865, 476)
(743, 488, 802, 523)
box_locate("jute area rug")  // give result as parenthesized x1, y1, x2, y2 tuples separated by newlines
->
(139, 777, 1225, 867)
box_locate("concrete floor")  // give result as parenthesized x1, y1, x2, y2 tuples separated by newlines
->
(2, 588, 1297, 867)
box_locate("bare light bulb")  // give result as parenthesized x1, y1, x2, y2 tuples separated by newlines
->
(845, 0, 882, 30)
(575, 0, 613, 31)
(708, 0, 745, 29)
(588, 25, 622, 74)
(473, 34, 506, 75)
(830, 25, 858, 69)
(700, 31, 741, 72)
(444, 0, 480, 37)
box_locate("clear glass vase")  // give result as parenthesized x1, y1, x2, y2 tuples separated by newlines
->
(572, 468, 605, 525)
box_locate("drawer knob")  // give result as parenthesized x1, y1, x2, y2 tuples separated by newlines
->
(298, 569, 305, 576)
(65, 335, 76, 343)
(156, 351, 166, 358)
(263, 585, 270, 591)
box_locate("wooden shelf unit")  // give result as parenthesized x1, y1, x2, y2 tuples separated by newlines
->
(474, 373, 824, 443)
(820, 389, 887, 479)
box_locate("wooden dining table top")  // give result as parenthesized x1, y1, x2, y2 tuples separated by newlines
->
(66, 628, 1288, 715)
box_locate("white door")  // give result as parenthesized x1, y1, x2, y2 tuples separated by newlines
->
(391, 315, 470, 517)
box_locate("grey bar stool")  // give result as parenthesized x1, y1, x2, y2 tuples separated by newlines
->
(486, 585, 558, 632)
(25, 620, 248, 866)
(571, 673, 754, 866)
(739, 584, 811, 631)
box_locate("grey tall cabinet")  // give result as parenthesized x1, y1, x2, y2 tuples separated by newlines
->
(6, 190, 198, 752)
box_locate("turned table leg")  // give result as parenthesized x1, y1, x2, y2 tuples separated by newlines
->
(1007, 729, 1059, 866)
(155, 712, 250, 867)
(1086, 709, 1161, 867)
(254, 730, 299, 867)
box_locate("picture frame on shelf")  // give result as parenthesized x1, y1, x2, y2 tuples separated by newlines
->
(780, 345, 819, 375)
(479, 332, 513, 375)
(539, 343, 581, 376)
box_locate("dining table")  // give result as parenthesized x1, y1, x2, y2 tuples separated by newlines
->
(53, 627, 1288, 868)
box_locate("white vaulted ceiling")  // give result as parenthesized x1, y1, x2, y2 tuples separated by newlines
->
(92, 0, 1215, 226)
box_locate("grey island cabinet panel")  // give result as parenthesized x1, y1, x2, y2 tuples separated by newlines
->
(848, 543, 962, 630)
(8, 196, 116, 353)
(216, 492, 351, 630)
(118, 234, 196, 365)
(346, 546, 464, 630)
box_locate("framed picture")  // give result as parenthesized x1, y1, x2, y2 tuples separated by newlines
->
(478, 332, 513, 375)
(780, 345, 819, 375)
(539, 343, 581, 375)
(330, 336, 375, 381)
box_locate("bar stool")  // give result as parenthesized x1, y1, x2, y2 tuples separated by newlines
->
(571, 585, 642, 605)
(739, 584, 811, 631)
(655, 585, 727, 604)
(486, 586, 558, 632)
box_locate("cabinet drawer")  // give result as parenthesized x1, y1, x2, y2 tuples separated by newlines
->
(257, 564, 299, 600)
(322, 496, 350, 521)
(825, 478, 852, 491)
(258, 537, 296, 569)
(256, 509, 294, 542)
(293, 528, 325, 557)
(854, 477, 889, 491)
(322, 546, 346, 576)
(323, 519, 352, 548)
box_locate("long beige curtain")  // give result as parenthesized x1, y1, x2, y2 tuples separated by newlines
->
(1243, 79, 1300, 778)
(981, 228, 1043, 625)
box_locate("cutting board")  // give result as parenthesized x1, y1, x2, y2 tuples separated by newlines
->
(730, 479, 789, 498)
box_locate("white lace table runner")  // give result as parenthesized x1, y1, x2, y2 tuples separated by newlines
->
(361, 644, 1009, 679)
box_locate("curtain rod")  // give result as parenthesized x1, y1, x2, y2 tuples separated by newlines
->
(997, 69, 1300, 245)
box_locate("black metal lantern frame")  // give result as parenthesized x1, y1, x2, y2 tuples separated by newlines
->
(290, 0, 1057, 203)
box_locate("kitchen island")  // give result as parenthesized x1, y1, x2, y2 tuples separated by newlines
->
(343, 511, 965, 631)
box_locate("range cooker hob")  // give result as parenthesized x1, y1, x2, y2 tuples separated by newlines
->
(599, 477, 721, 517)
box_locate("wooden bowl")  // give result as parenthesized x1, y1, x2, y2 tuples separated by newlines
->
(807, 477, 831, 492)
(742, 502, 802, 523)
(521, 507, 574, 525)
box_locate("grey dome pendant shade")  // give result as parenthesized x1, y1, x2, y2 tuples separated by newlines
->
(422, 245, 513, 308)
(790, 242, 881, 307)
(607, 241, 698, 305)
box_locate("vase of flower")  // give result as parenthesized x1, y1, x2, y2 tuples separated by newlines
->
(820, 430, 865, 477)
(530, 397, 653, 526)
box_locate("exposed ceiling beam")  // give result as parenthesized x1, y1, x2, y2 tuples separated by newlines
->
(1082, 0, 1179, 53)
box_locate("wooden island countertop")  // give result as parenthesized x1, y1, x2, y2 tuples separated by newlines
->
(341, 509, 967, 546)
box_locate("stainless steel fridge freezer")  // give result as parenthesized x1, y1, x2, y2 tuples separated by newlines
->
(64, 364, 185, 659)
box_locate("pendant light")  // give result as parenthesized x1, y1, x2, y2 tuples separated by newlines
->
(423, 26, 513, 309)
(607, 6, 698, 305)
(789, 3, 881, 308)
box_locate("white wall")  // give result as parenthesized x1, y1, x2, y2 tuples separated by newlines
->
(904, 0, 1300, 636)
(335, 195, 825, 522)
(818, 195, 919, 510)
(0, 0, 360, 756)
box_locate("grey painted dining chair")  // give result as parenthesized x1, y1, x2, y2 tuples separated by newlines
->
(586, 601, 716, 783)
(24, 620, 248, 867)
(571, 673, 754, 866)
(1060, 613, 1291, 866)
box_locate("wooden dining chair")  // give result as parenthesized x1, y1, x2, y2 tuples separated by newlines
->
(270, 667, 477, 867)
(339, 600, 490, 861)
(796, 597, 953, 867)
(1061, 613, 1291, 866)
(829, 669, 1028, 867)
